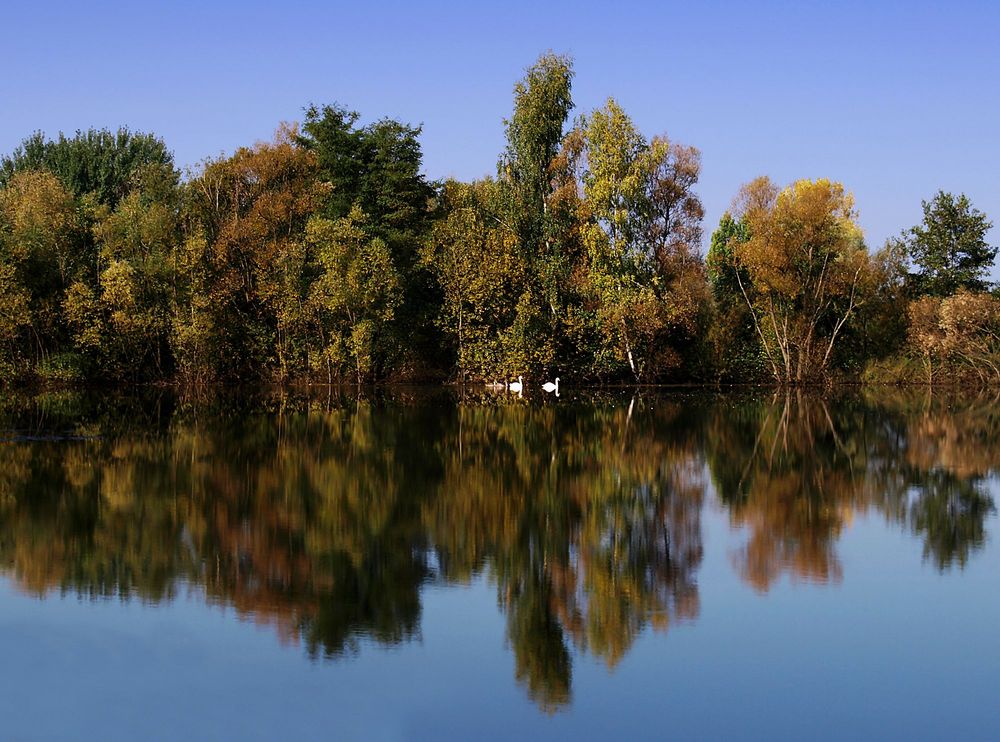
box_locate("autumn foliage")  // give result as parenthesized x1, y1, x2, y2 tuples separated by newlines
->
(0, 54, 995, 386)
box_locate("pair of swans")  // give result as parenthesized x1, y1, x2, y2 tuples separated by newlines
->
(504, 376, 560, 394)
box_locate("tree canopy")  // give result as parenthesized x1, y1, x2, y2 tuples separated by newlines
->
(903, 191, 996, 296)
(0, 53, 996, 387)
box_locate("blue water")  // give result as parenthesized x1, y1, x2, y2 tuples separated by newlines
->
(0, 390, 996, 741)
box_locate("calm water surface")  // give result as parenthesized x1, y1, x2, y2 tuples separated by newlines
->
(0, 389, 998, 741)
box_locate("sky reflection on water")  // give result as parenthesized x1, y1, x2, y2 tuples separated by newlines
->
(0, 389, 997, 740)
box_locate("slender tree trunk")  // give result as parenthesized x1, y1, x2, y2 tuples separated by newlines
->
(622, 319, 638, 381)
(735, 269, 780, 382)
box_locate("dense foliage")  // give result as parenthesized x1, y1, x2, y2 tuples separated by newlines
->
(0, 54, 995, 386)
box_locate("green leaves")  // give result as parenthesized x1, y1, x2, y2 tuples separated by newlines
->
(307, 208, 402, 381)
(422, 60, 710, 383)
(500, 52, 574, 248)
(575, 100, 709, 381)
(0, 128, 175, 209)
(9, 52, 984, 386)
(906, 191, 996, 297)
(300, 103, 436, 374)
(582, 99, 648, 251)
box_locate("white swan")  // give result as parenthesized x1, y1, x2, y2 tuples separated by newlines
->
(485, 380, 506, 391)
(542, 377, 560, 394)
(508, 375, 524, 393)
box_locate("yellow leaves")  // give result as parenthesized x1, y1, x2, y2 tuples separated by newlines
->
(190, 125, 322, 243)
(425, 179, 532, 376)
(349, 320, 376, 376)
(63, 281, 104, 351)
(0, 261, 31, 340)
(779, 178, 856, 223)
(0, 170, 79, 266)
(0, 170, 76, 236)
(97, 258, 170, 347)
(581, 220, 611, 264)
(734, 176, 865, 298)
(100, 259, 138, 313)
(581, 98, 648, 237)
(305, 208, 401, 379)
(306, 206, 368, 269)
(94, 190, 178, 263)
(176, 231, 208, 274)
(729, 176, 877, 381)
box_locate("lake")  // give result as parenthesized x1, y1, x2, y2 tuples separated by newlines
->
(1, 388, 998, 741)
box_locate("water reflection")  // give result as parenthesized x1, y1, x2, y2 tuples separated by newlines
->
(0, 389, 995, 710)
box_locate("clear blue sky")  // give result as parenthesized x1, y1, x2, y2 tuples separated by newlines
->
(4, 0, 998, 258)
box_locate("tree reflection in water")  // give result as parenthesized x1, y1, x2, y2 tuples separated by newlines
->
(707, 390, 998, 590)
(0, 388, 995, 710)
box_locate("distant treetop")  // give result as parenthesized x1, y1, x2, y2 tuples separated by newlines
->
(0, 128, 175, 208)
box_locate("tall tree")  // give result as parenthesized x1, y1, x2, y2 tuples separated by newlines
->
(422, 179, 520, 379)
(0, 170, 85, 375)
(306, 206, 402, 383)
(578, 99, 709, 381)
(581, 99, 658, 380)
(731, 177, 876, 384)
(82, 163, 181, 377)
(499, 52, 575, 255)
(496, 53, 575, 376)
(645, 139, 704, 271)
(902, 191, 996, 296)
(706, 213, 749, 302)
(300, 104, 437, 374)
(176, 125, 323, 381)
(706, 213, 766, 380)
(300, 105, 434, 258)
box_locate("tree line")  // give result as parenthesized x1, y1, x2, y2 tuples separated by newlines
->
(1, 53, 996, 386)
